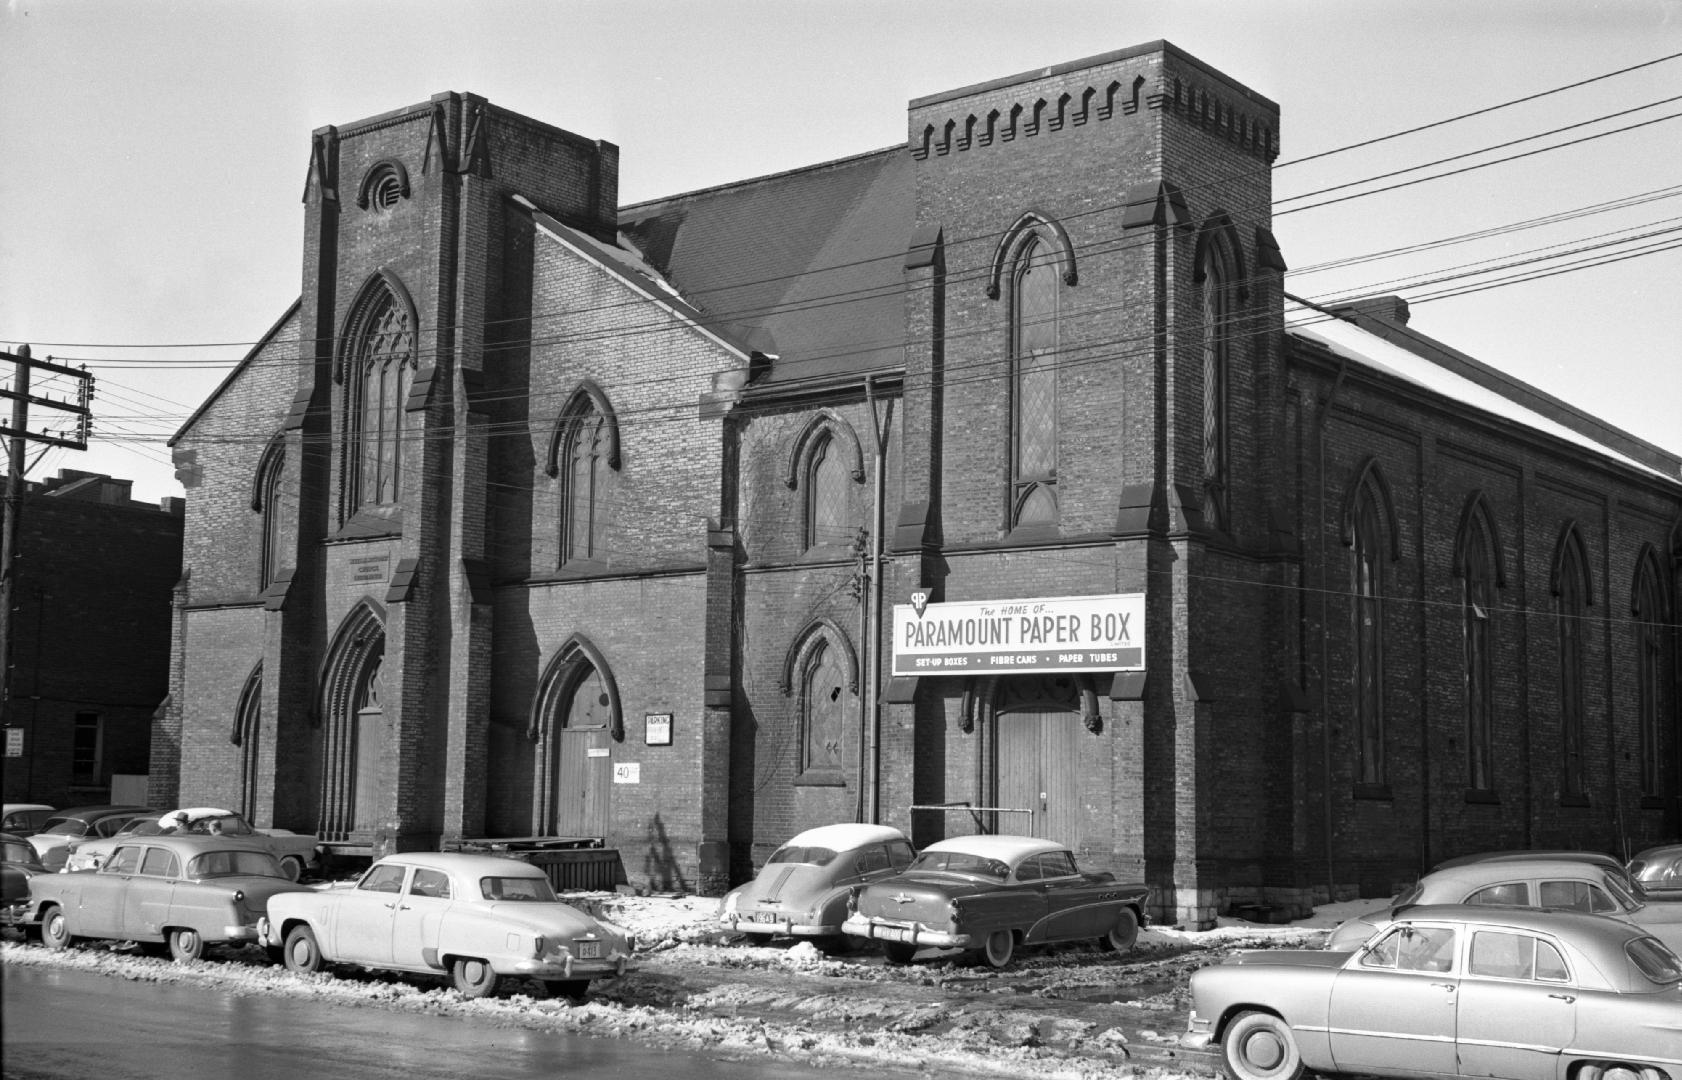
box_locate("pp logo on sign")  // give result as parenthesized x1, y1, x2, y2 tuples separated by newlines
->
(910, 590, 929, 617)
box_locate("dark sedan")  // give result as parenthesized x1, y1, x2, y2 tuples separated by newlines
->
(1, 832, 49, 932)
(841, 834, 1149, 968)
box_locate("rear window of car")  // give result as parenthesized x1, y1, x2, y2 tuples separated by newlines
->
(907, 851, 1009, 880)
(767, 845, 838, 866)
(1628, 937, 1682, 984)
(39, 818, 89, 837)
(480, 876, 558, 902)
(2, 840, 34, 865)
(189, 851, 282, 879)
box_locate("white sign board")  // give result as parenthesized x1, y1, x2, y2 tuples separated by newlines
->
(4, 728, 21, 757)
(892, 593, 1145, 677)
(612, 762, 641, 784)
(644, 713, 672, 746)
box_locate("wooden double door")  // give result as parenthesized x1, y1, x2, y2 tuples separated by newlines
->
(994, 706, 1084, 849)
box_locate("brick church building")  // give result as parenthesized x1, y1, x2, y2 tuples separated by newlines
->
(161, 41, 1680, 925)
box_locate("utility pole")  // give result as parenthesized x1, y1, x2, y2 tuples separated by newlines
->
(0, 345, 94, 711)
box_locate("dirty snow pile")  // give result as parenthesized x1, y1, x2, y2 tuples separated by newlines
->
(1, 894, 1390, 1080)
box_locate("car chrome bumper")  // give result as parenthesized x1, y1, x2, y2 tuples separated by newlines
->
(511, 954, 631, 979)
(222, 924, 261, 942)
(721, 914, 838, 937)
(1182, 1014, 1215, 1051)
(841, 913, 969, 949)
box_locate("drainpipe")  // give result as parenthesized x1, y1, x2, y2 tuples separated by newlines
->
(1316, 359, 1347, 901)
(865, 376, 892, 825)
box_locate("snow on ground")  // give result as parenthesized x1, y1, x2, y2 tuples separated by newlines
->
(1, 894, 1394, 1080)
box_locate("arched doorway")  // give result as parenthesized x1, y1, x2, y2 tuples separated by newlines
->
(318, 603, 386, 844)
(988, 675, 1087, 847)
(530, 637, 623, 840)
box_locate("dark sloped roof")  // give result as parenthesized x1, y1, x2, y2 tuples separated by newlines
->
(619, 148, 912, 384)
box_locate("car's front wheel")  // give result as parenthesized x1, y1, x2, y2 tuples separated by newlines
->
(881, 941, 917, 964)
(452, 957, 499, 999)
(40, 906, 73, 951)
(283, 925, 326, 975)
(1099, 908, 1140, 953)
(1221, 1010, 1304, 1080)
(279, 855, 305, 882)
(167, 928, 205, 962)
(980, 929, 1015, 969)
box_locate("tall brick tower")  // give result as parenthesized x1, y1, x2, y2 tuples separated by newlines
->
(890, 42, 1290, 923)
(274, 96, 619, 853)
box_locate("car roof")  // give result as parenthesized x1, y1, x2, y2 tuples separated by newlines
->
(45, 805, 154, 822)
(1434, 849, 1621, 872)
(780, 824, 907, 850)
(106, 834, 276, 856)
(374, 852, 548, 878)
(1399, 903, 1656, 945)
(1424, 857, 1626, 890)
(920, 834, 1067, 862)
(2, 804, 54, 814)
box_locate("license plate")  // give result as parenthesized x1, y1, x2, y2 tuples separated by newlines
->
(575, 940, 602, 959)
(750, 911, 782, 924)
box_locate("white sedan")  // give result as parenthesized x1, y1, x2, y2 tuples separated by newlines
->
(262, 852, 634, 1000)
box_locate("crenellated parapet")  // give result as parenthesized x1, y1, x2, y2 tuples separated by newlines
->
(908, 40, 1279, 164)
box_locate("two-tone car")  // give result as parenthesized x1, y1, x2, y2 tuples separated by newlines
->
(262, 852, 634, 1000)
(28, 805, 156, 871)
(719, 824, 914, 951)
(1186, 904, 1682, 1080)
(1326, 856, 1682, 956)
(841, 834, 1149, 968)
(25, 833, 306, 961)
(1, 803, 55, 838)
(68, 807, 325, 881)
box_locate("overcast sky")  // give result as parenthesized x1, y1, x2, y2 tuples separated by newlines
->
(3, 0, 1679, 503)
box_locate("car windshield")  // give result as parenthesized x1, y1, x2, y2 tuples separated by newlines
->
(187, 850, 283, 879)
(1627, 936, 1682, 984)
(480, 876, 558, 902)
(1604, 873, 1643, 913)
(38, 818, 90, 837)
(766, 845, 839, 866)
(117, 820, 166, 838)
(906, 851, 1010, 880)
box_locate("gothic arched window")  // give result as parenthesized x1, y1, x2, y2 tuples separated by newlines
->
(805, 433, 852, 550)
(253, 435, 292, 589)
(800, 637, 849, 782)
(1199, 232, 1236, 530)
(232, 663, 262, 823)
(343, 282, 416, 515)
(1351, 482, 1387, 787)
(1011, 232, 1060, 529)
(1634, 559, 1668, 796)
(1460, 512, 1497, 792)
(561, 401, 612, 565)
(1555, 532, 1589, 799)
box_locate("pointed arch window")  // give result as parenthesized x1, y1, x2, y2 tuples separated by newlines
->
(1198, 231, 1236, 530)
(805, 433, 852, 550)
(1555, 533, 1589, 800)
(254, 437, 293, 589)
(1633, 560, 1668, 797)
(1011, 232, 1060, 529)
(561, 401, 612, 565)
(1350, 484, 1387, 788)
(342, 282, 416, 514)
(783, 624, 856, 786)
(1460, 513, 1497, 793)
(232, 664, 263, 822)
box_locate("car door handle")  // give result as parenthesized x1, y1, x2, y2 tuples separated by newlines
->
(398, 905, 411, 911)
(1547, 993, 1575, 1003)
(1429, 983, 1456, 992)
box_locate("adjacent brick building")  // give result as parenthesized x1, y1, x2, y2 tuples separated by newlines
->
(164, 41, 1680, 925)
(1, 470, 183, 808)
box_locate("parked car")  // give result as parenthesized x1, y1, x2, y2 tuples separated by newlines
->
(1, 832, 49, 931)
(841, 834, 1149, 968)
(1186, 904, 1682, 1080)
(1629, 843, 1682, 902)
(1432, 847, 1643, 896)
(25, 833, 305, 961)
(28, 805, 156, 870)
(61, 815, 170, 872)
(1, 803, 55, 838)
(719, 824, 914, 950)
(1326, 857, 1682, 956)
(66, 807, 324, 882)
(262, 852, 634, 1000)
